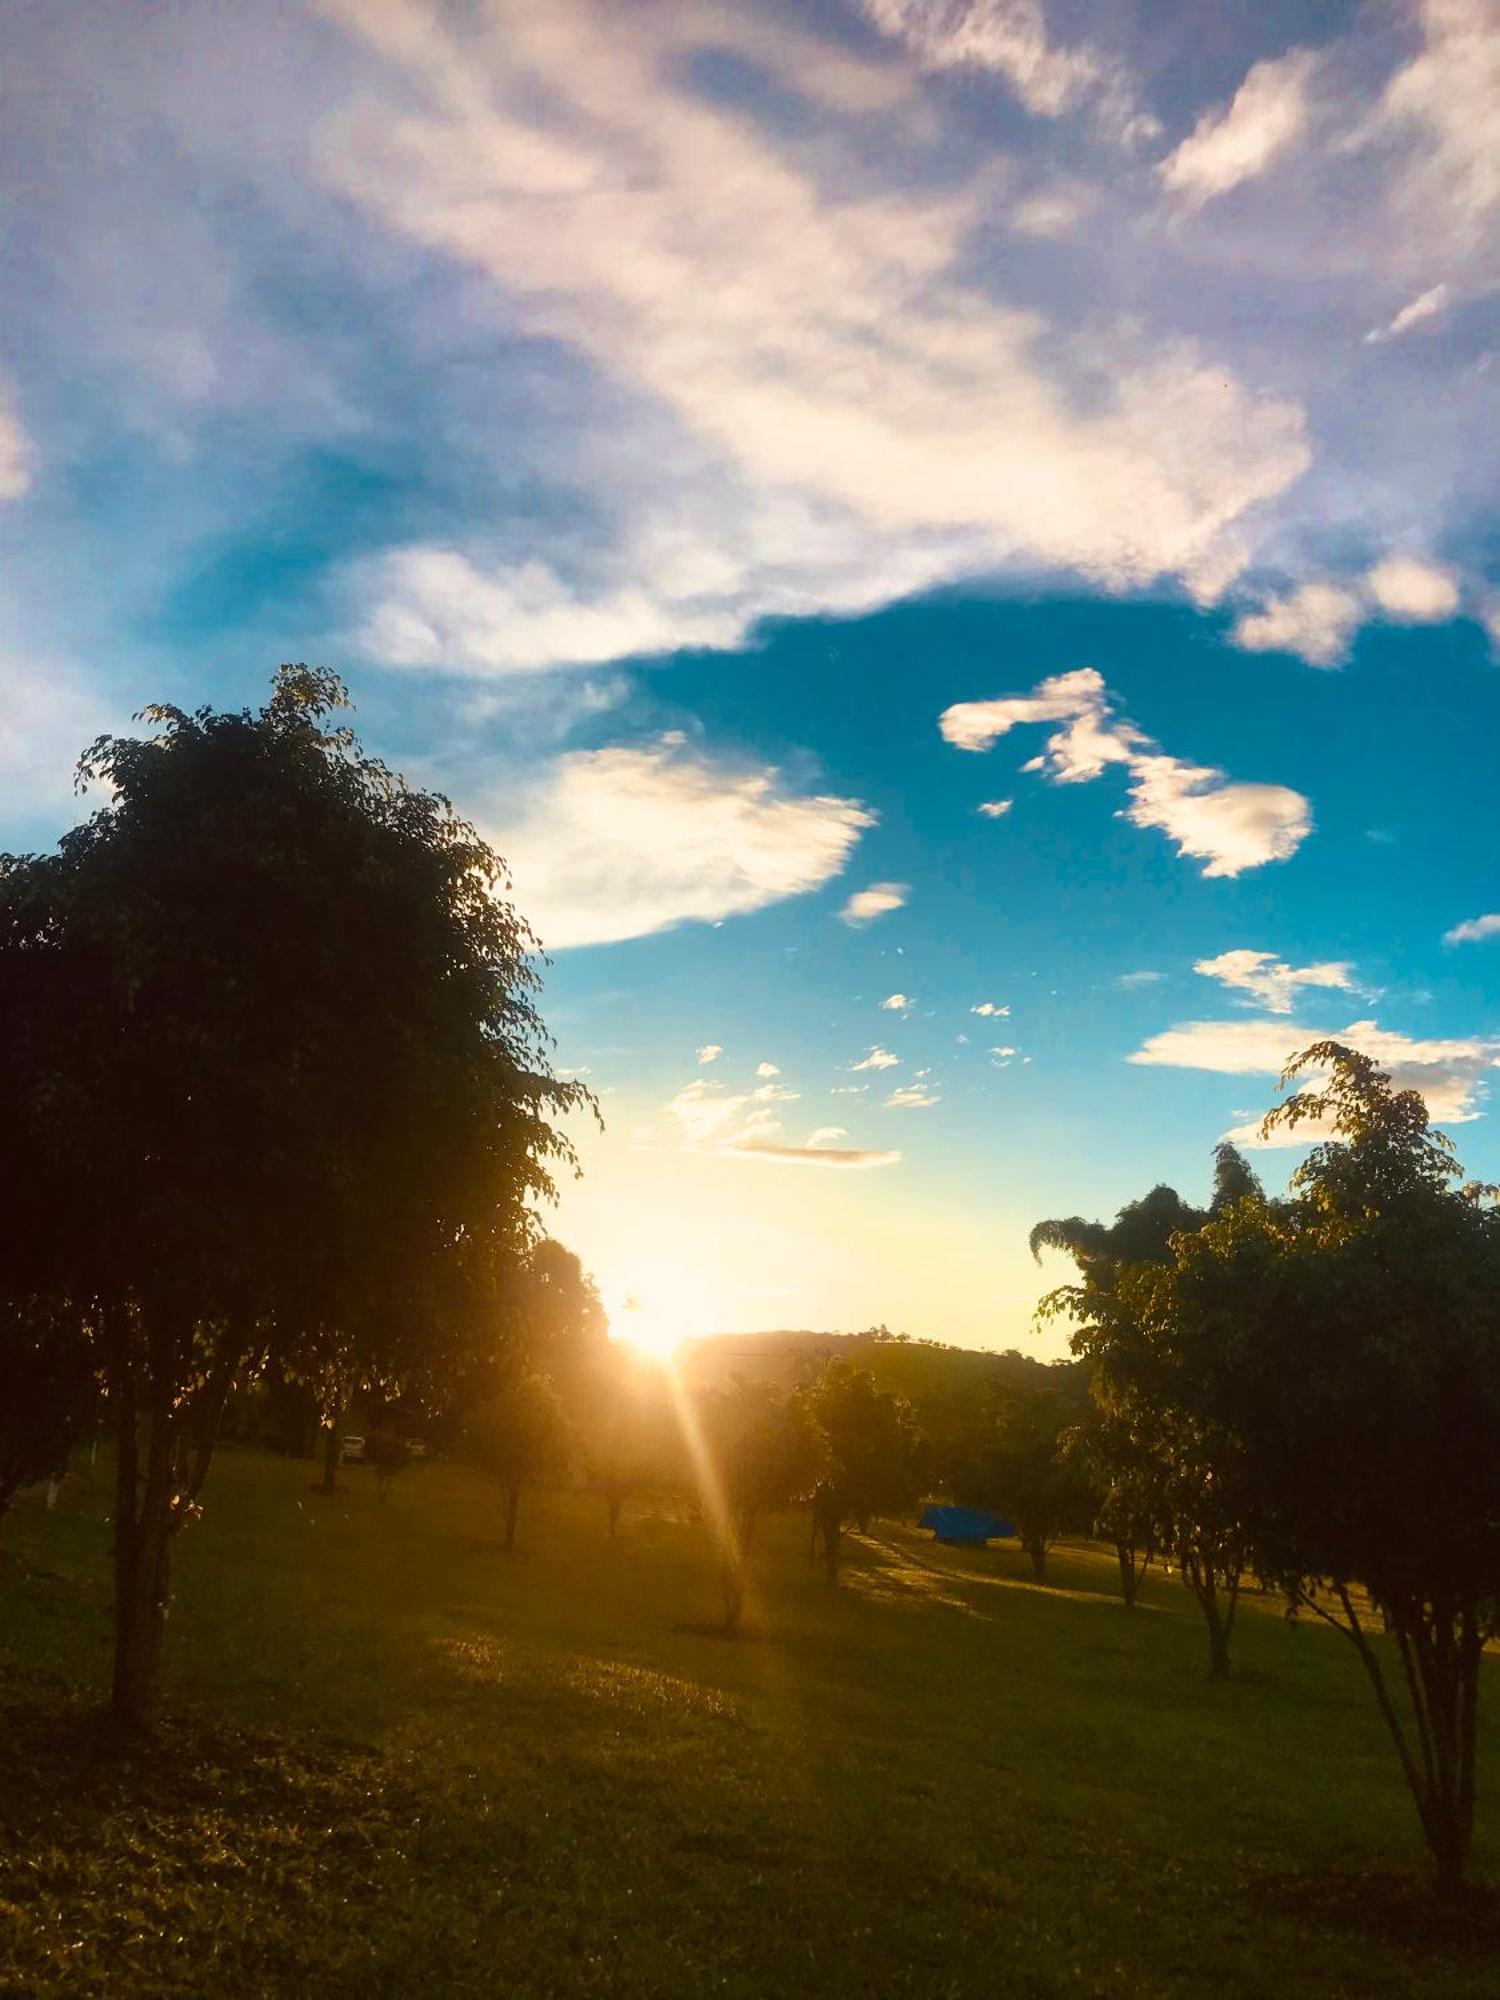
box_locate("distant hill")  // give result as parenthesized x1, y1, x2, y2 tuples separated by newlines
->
(678, 1330, 1081, 1424)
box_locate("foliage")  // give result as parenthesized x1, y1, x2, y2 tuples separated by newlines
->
(583, 1357, 682, 1535)
(464, 1372, 570, 1552)
(696, 1379, 825, 1633)
(524, 1240, 611, 1413)
(797, 1361, 924, 1581)
(0, 666, 588, 1723)
(950, 1373, 1095, 1579)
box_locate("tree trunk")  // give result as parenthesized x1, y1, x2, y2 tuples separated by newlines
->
(111, 1394, 180, 1732)
(503, 1482, 521, 1553)
(1182, 1543, 1239, 1680)
(1115, 1538, 1140, 1609)
(1025, 1533, 1047, 1581)
(319, 1418, 341, 1497)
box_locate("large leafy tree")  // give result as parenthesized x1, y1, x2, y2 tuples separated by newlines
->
(950, 1374, 1095, 1581)
(798, 1361, 924, 1584)
(1184, 1046, 1500, 1893)
(0, 667, 588, 1725)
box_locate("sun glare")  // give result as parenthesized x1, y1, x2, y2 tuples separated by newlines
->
(610, 1276, 711, 1364)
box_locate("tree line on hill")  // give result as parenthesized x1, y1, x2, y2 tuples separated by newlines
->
(5, 666, 1500, 1899)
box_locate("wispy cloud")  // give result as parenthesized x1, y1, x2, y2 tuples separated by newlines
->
(482, 732, 874, 948)
(886, 1083, 940, 1108)
(971, 1001, 1010, 1017)
(1364, 283, 1451, 345)
(840, 882, 909, 925)
(852, 1046, 901, 1072)
(1160, 48, 1318, 208)
(1194, 948, 1359, 1014)
(941, 668, 1311, 876)
(1445, 913, 1500, 946)
(976, 798, 1013, 818)
(880, 992, 914, 1011)
(696, 1044, 723, 1064)
(1115, 969, 1164, 989)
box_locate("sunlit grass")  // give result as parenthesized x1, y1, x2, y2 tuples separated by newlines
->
(3, 1447, 1500, 1996)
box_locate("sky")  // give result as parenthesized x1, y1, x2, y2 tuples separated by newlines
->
(3, 0, 1500, 1357)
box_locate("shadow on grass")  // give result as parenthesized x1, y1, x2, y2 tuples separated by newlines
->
(1250, 1869, 1500, 1959)
(0, 1664, 411, 1995)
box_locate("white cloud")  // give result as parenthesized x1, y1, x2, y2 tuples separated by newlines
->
(1444, 913, 1500, 945)
(357, 548, 747, 674)
(755, 1061, 782, 1077)
(1194, 948, 1359, 1014)
(976, 798, 1013, 818)
(1366, 554, 1461, 621)
(840, 881, 909, 925)
(990, 1045, 1018, 1061)
(1129, 1016, 1500, 1142)
(1116, 970, 1164, 989)
(1364, 283, 1452, 345)
(1160, 49, 1318, 208)
(669, 1076, 799, 1151)
(1364, 0, 1500, 245)
(880, 992, 913, 1011)
(940, 668, 1311, 876)
(1232, 580, 1363, 667)
(0, 390, 32, 502)
(669, 1076, 898, 1167)
(484, 732, 874, 949)
(852, 1046, 901, 1072)
(696, 1044, 723, 1065)
(324, 0, 1310, 669)
(886, 1084, 940, 1108)
(858, 0, 1115, 119)
(971, 1001, 1010, 1017)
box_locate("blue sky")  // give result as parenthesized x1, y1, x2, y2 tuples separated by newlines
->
(4, 0, 1499, 1352)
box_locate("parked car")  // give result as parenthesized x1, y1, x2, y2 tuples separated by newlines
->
(340, 1434, 366, 1464)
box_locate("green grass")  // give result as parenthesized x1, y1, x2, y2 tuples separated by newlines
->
(4, 1447, 1500, 1998)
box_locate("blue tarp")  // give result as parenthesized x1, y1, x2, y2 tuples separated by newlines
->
(919, 1504, 1015, 1546)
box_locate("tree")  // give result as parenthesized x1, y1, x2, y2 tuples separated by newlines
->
(363, 1432, 411, 1503)
(0, 667, 588, 1726)
(797, 1362, 923, 1583)
(952, 1375, 1094, 1580)
(584, 1360, 681, 1537)
(525, 1239, 611, 1415)
(1190, 1046, 1500, 1893)
(697, 1379, 824, 1636)
(1064, 1400, 1169, 1610)
(466, 1371, 570, 1553)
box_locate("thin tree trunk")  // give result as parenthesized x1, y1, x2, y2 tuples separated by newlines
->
(320, 1417, 341, 1497)
(1115, 1538, 1140, 1609)
(1025, 1533, 1047, 1582)
(112, 1396, 180, 1731)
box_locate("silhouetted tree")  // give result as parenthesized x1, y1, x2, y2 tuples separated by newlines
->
(526, 1240, 611, 1413)
(698, 1380, 824, 1635)
(0, 667, 587, 1726)
(466, 1371, 570, 1552)
(1064, 1401, 1170, 1609)
(1190, 1046, 1500, 1893)
(363, 1432, 410, 1503)
(798, 1361, 923, 1583)
(584, 1360, 680, 1536)
(953, 1376, 1094, 1580)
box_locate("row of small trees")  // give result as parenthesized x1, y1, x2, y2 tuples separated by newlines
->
(1031, 1046, 1500, 1898)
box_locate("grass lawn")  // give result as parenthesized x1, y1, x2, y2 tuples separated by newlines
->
(4, 1446, 1500, 1998)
